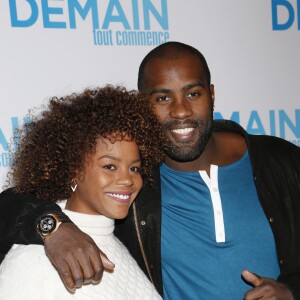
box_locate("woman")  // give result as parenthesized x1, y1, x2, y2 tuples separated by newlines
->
(0, 86, 165, 299)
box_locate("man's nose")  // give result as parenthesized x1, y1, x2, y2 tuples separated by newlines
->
(170, 98, 192, 119)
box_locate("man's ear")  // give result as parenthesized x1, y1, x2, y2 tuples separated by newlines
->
(210, 84, 215, 106)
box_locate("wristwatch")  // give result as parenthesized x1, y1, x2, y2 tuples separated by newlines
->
(36, 213, 71, 240)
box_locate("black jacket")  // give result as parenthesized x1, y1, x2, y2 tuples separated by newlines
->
(1, 120, 300, 298)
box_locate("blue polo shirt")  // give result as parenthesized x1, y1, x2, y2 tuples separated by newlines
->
(160, 151, 280, 299)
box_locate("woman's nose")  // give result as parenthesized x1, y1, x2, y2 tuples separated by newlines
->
(115, 171, 133, 186)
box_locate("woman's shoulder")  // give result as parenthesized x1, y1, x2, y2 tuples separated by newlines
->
(0, 244, 49, 279)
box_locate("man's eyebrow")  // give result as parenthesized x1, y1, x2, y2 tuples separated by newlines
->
(148, 82, 206, 95)
(182, 81, 205, 91)
(149, 88, 171, 95)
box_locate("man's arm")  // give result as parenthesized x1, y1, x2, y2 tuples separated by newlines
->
(0, 188, 114, 292)
(0, 188, 67, 244)
(277, 269, 300, 300)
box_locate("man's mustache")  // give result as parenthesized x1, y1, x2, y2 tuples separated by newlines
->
(162, 119, 200, 130)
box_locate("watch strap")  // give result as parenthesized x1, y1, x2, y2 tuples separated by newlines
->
(45, 211, 72, 224)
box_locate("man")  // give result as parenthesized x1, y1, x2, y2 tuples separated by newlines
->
(0, 42, 299, 299)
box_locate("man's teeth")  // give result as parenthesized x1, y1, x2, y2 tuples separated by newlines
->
(171, 128, 194, 135)
(107, 193, 130, 200)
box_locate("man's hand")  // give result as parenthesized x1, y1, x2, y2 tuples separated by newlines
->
(242, 269, 294, 300)
(44, 222, 115, 293)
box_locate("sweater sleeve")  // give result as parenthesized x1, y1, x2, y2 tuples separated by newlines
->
(0, 188, 68, 245)
(0, 244, 68, 300)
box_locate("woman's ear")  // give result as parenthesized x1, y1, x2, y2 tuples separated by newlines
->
(70, 179, 78, 192)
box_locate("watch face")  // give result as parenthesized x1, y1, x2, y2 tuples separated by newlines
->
(39, 215, 57, 234)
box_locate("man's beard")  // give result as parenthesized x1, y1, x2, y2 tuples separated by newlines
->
(163, 113, 213, 163)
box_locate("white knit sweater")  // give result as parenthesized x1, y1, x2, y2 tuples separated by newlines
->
(0, 201, 161, 300)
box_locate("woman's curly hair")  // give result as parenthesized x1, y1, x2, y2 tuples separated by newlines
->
(11, 85, 166, 202)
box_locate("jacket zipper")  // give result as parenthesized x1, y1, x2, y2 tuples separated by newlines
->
(133, 202, 154, 284)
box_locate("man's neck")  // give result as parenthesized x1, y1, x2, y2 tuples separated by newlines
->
(164, 132, 247, 175)
(164, 134, 218, 173)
